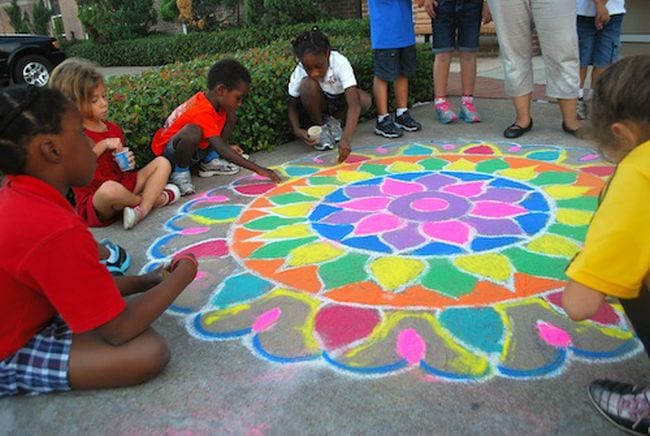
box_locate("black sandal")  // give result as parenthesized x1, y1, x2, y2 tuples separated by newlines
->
(503, 119, 533, 139)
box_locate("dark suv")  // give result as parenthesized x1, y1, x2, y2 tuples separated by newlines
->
(0, 34, 66, 87)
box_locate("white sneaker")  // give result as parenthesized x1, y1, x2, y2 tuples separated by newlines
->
(198, 158, 240, 177)
(170, 170, 196, 196)
(325, 115, 342, 142)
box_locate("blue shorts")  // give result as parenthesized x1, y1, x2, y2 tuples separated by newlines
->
(577, 14, 624, 68)
(0, 316, 72, 397)
(431, 0, 483, 53)
(373, 45, 417, 82)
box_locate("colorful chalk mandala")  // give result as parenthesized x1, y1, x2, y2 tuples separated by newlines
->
(144, 141, 641, 381)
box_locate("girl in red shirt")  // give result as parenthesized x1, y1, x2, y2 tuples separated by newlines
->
(50, 58, 179, 230)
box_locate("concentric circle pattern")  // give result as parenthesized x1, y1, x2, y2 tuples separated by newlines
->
(144, 141, 640, 381)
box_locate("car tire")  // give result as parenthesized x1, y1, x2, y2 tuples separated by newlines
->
(13, 54, 53, 87)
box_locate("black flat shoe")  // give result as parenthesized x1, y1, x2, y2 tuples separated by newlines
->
(503, 119, 533, 139)
(562, 122, 581, 137)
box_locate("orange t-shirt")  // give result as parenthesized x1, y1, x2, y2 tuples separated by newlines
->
(151, 91, 227, 156)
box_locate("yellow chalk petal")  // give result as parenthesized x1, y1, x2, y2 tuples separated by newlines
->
(263, 223, 312, 239)
(270, 203, 313, 217)
(287, 242, 345, 266)
(337, 170, 374, 183)
(543, 185, 590, 199)
(556, 209, 593, 226)
(388, 161, 425, 173)
(370, 257, 426, 291)
(444, 159, 476, 171)
(454, 253, 513, 283)
(498, 166, 538, 180)
(526, 234, 581, 257)
(295, 185, 338, 197)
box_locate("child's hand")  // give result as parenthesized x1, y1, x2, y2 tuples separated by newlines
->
(126, 148, 136, 170)
(424, 0, 437, 18)
(296, 129, 318, 146)
(230, 144, 245, 155)
(595, 4, 609, 30)
(170, 252, 198, 277)
(481, 2, 492, 25)
(338, 139, 352, 163)
(257, 168, 282, 184)
(97, 137, 123, 152)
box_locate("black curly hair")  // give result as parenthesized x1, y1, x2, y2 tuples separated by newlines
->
(0, 85, 70, 175)
(291, 26, 331, 59)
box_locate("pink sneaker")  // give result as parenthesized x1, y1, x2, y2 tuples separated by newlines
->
(434, 99, 458, 124)
(460, 97, 481, 123)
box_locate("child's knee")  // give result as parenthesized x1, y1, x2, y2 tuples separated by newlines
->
(436, 52, 453, 62)
(96, 180, 127, 201)
(298, 77, 320, 97)
(176, 124, 202, 146)
(136, 330, 170, 380)
(152, 156, 172, 174)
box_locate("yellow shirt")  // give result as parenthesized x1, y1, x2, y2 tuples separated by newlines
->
(566, 140, 650, 299)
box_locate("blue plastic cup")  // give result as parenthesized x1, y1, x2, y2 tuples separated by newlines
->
(113, 148, 133, 171)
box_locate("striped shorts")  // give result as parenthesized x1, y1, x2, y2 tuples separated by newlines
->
(0, 316, 72, 397)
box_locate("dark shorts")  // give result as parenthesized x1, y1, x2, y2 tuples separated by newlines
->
(431, 0, 483, 53)
(577, 14, 624, 68)
(0, 316, 72, 397)
(373, 45, 417, 82)
(163, 138, 210, 168)
(297, 92, 347, 126)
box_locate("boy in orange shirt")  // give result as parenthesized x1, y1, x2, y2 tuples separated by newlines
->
(152, 59, 281, 195)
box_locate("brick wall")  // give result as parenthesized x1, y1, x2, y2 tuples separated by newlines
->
(329, 0, 361, 19)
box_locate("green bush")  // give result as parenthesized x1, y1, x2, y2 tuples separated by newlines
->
(66, 19, 370, 67)
(107, 36, 432, 166)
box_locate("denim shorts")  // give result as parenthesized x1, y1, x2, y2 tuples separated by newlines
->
(163, 138, 209, 168)
(431, 0, 483, 53)
(577, 14, 624, 68)
(373, 45, 417, 82)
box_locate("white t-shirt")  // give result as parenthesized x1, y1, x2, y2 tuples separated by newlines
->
(577, 0, 626, 16)
(288, 50, 357, 98)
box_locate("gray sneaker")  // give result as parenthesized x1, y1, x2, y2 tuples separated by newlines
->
(198, 158, 240, 177)
(314, 125, 335, 151)
(577, 97, 588, 120)
(170, 170, 196, 196)
(325, 115, 342, 142)
(589, 379, 650, 435)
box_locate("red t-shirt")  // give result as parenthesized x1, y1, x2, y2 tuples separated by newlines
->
(151, 91, 227, 155)
(0, 175, 126, 359)
(72, 121, 138, 219)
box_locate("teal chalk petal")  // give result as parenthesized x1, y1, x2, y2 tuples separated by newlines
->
(439, 307, 504, 353)
(211, 273, 273, 308)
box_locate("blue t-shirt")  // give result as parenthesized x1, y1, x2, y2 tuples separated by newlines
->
(368, 0, 416, 49)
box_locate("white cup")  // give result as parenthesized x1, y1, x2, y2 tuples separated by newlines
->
(307, 125, 322, 140)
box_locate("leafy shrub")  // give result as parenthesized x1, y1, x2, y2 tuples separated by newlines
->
(66, 19, 370, 67)
(77, 0, 157, 43)
(107, 36, 432, 166)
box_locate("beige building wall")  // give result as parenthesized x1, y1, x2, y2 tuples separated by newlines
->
(0, 0, 32, 33)
(57, 0, 84, 40)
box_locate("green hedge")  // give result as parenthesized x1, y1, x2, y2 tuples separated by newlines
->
(66, 19, 370, 67)
(107, 36, 433, 166)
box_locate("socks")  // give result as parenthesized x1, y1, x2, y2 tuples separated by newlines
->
(461, 95, 474, 105)
(434, 97, 447, 105)
(396, 108, 408, 117)
(377, 113, 389, 122)
(174, 164, 189, 173)
(202, 149, 219, 163)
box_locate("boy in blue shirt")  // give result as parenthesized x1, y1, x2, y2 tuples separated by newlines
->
(369, 0, 422, 138)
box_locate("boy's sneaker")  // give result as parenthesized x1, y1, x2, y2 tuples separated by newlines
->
(325, 116, 343, 142)
(314, 125, 335, 151)
(123, 205, 146, 230)
(99, 239, 130, 276)
(435, 99, 458, 124)
(198, 158, 240, 177)
(394, 110, 422, 132)
(588, 379, 650, 435)
(459, 98, 481, 123)
(157, 183, 181, 207)
(170, 170, 196, 196)
(577, 97, 588, 120)
(375, 115, 403, 138)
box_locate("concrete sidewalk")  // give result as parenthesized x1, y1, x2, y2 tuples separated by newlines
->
(3, 95, 648, 435)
